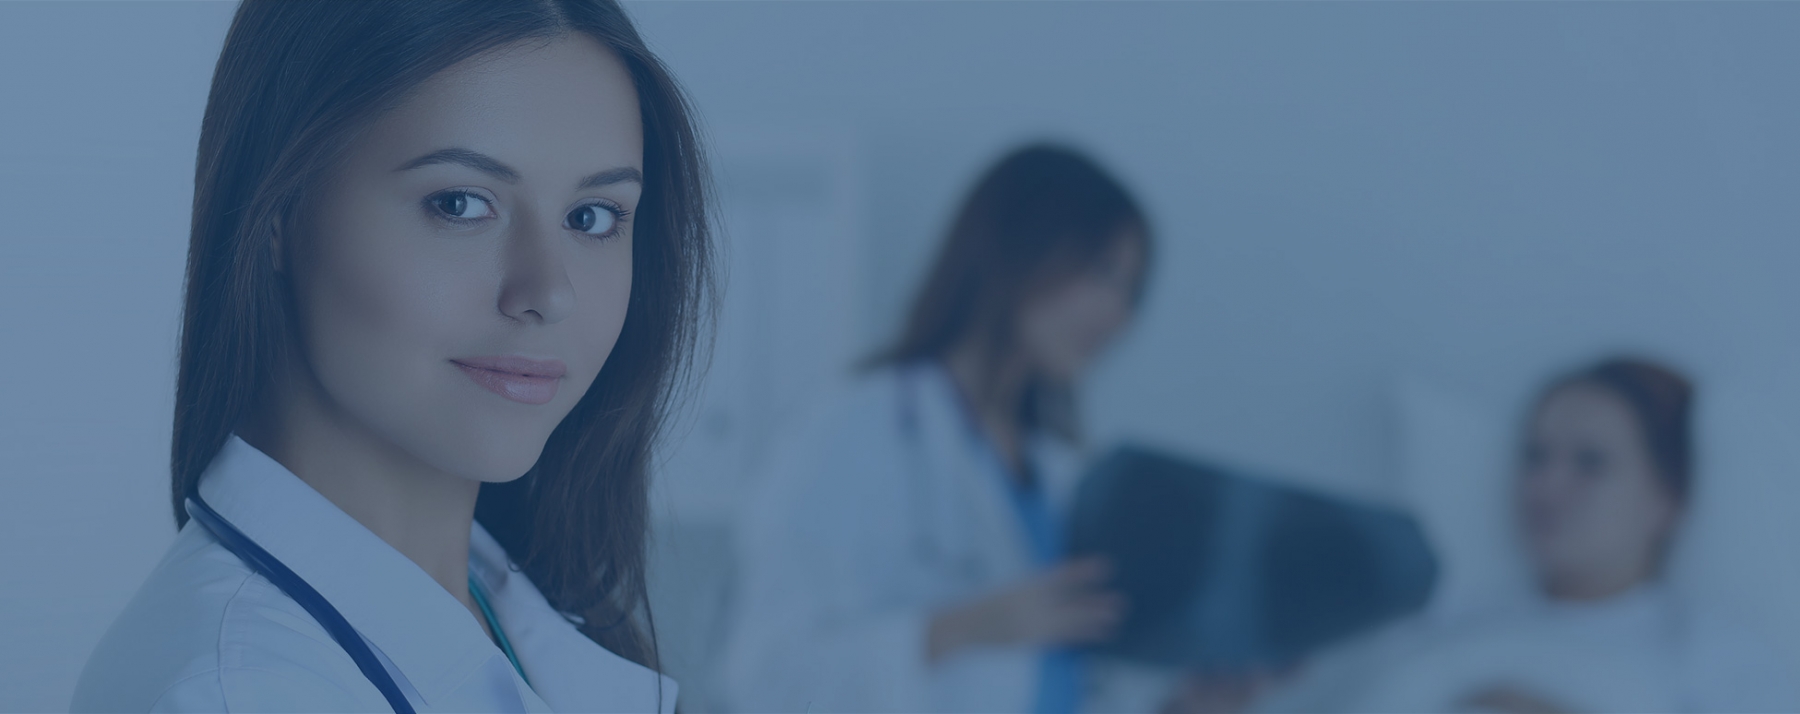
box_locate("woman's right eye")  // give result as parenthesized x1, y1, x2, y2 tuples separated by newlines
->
(427, 191, 494, 222)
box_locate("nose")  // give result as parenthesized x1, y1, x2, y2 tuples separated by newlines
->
(1520, 460, 1576, 509)
(496, 214, 575, 325)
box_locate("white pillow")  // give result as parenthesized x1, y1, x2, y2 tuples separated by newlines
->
(1665, 379, 1800, 677)
(1392, 377, 1535, 620)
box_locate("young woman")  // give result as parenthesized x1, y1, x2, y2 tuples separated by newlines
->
(1203, 358, 1799, 714)
(72, 1, 711, 711)
(723, 144, 1153, 713)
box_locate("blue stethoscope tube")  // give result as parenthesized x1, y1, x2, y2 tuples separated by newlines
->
(185, 496, 416, 714)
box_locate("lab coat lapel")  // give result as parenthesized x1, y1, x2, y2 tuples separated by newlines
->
(468, 524, 678, 713)
(908, 365, 1038, 585)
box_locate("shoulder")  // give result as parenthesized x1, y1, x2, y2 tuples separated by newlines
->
(75, 524, 247, 711)
(74, 524, 374, 712)
(134, 665, 364, 713)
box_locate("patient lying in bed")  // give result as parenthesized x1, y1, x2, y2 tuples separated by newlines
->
(1166, 358, 1798, 713)
(1248, 568, 1794, 713)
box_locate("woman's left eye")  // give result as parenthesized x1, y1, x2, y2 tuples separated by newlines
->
(566, 204, 624, 237)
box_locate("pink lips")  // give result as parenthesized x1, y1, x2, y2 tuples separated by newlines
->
(451, 356, 567, 405)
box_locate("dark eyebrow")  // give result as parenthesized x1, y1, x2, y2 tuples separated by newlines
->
(577, 167, 643, 190)
(395, 148, 519, 183)
(396, 149, 639, 192)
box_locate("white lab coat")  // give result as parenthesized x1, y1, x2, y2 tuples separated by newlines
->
(73, 435, 676, 713)
(1251, 584, 1800, 713)
(722, 363, 1085, 713)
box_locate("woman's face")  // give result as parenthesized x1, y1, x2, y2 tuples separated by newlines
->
(285, 35, 642, 483)
(1015, 231, 1146, 383)
(1516, 384, 1681, 598)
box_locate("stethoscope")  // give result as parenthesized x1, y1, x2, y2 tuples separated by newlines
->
(185, 496, 417, 714)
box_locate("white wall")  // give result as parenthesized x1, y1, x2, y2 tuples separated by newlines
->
(5, 1, 1800, 710)
(625, 0, 1800, 495)
(1, 3, 232, 710)
(628, 4, 1800, 695)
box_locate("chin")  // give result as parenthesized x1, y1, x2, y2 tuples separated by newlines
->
(413, 418, 557, 484)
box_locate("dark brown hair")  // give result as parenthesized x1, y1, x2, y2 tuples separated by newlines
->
(1539, 357, 1695, 502)
(869, 143, 1150, 439)
(171, 0, 712, 670)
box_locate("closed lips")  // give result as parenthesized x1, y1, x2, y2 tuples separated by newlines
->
(452, 356, 566, 404)
(452, 356, 567, 378)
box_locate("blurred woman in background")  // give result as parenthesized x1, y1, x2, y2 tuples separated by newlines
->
(1189, 358, 1798, 713)
(723, 144, 1152, 713)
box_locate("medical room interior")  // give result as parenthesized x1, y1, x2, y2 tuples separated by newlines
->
(6, 1, 1800, 712)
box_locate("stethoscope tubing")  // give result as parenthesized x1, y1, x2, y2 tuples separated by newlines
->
(185, 495, 417, 714)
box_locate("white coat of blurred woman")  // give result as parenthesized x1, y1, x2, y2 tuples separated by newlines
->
(723, 144, 1155, 714)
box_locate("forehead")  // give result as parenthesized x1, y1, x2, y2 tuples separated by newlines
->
(1536, 384, 1640, 441)
(355, 35, 643, 179)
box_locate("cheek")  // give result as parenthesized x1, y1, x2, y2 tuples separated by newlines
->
(1024, 291, 1089, 343)
(563, 240, 634, 388)
(289, 202, 515, 477)
(1518, 473, 1592, 546)
(1540, 475, 1665, 561)
(1016, 301, 1082, 368)
(1065, 285, 1130, 341)
(298, 217, 483, 396)
(1517, 479, 1569, 551)
(1592, 477, 1674, 542)
(1514, 475, 1549, 520)
(291, 220, 634, 481)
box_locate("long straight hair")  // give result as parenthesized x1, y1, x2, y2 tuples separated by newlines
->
(869, 143, 1150, 441)
(172, 0, 712, 669)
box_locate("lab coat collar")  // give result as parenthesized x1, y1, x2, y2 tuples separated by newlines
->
(469, 526, 676, 712)
(902, 363, 1051, 578)
(197, 435, 675, 711)
(908, 362, 1084, 507)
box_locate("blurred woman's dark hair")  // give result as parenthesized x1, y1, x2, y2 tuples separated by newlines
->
(869, 143, 1151, 441)
(171, 0, 712, 671)
(1538, 357, 1695, 502)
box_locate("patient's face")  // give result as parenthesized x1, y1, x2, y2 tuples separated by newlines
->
(1517, 384, 1681, 600)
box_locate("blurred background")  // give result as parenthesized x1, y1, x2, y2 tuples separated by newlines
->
(6, 1, 1800, 711)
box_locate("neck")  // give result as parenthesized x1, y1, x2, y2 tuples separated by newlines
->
(240, 376, 482, 618)
(943, 339, 1031, 473)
